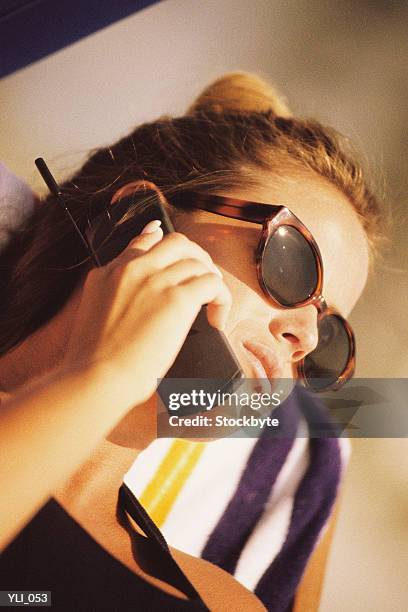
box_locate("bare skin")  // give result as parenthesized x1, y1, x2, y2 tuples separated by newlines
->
(0, 172, 369, 610)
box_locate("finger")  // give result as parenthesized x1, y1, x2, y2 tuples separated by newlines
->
(178, 273, 232, 330)
(141, 232, 223, 278)
(145, 258, 217, 291)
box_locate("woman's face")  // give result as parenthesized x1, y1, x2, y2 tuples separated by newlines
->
(107, 171, 370, 448)
(175, 172, 370, 384)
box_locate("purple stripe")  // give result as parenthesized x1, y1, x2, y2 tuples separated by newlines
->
(201, 392, 300, 574)
(254, 392, 342, 611)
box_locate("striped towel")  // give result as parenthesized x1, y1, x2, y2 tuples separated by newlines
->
(126, 386, 350, 611)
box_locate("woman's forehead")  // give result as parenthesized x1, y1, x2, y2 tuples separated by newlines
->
(184, 174, 370, 317)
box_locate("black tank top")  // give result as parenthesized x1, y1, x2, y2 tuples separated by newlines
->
(0, 483, 210, 611)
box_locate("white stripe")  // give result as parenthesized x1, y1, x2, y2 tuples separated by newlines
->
(338, 436, 351, 472)
(234, 419, 310, 590)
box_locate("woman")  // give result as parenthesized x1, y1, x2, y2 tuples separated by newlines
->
(0, 72, 382, 610)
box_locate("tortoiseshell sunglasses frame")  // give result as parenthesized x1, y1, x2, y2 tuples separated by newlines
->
(172, 191, 355, 392)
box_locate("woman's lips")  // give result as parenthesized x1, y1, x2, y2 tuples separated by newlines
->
(241, 339, 283, 381)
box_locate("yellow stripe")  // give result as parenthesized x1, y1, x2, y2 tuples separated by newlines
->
(139, 439, 205, 527)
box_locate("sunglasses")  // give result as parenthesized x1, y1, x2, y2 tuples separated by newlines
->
(173, 191, 355, 393)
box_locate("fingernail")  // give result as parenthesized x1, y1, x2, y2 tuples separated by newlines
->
(141, 219, 162, 234)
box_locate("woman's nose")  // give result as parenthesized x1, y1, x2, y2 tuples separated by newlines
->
(268, 305, 319, 363)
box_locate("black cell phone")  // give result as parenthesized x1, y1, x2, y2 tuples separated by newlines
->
(85, 186, 244, 413)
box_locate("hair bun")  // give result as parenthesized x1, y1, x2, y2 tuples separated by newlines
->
(186, 71, 292, 117)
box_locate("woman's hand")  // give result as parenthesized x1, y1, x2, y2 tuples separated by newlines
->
(62, 221, 232, 407)
(0, 220, 231, 547)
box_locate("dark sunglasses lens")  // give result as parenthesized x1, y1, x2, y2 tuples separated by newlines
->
(261, 226, 318, 306)
(303, 315, 352, 391)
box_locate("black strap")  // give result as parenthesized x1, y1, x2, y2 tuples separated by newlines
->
(117, 483, 209, 607)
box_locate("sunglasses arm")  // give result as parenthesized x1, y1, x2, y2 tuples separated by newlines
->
(174, 192, 282, 225)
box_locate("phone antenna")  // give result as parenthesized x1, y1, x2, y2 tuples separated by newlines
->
(35, 157, 101, 267)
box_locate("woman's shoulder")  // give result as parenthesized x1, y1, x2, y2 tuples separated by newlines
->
(169, 545, 266, 611)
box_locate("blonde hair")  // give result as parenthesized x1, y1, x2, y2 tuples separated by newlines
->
(187, 72, 383, 253)
(0, 71, 384, 354)
(187, 72, 292, 117)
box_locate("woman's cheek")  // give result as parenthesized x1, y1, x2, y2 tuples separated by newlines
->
(222, 272, 264, 333)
